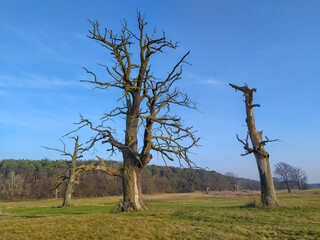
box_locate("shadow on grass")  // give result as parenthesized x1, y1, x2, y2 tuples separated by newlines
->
(3, 205, 113, 218)
(24, 215, 46, 218)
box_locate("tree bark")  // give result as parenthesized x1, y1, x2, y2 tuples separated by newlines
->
(246, 95, 278, 207)
(255, 154, 278, 206)
(122, 162, 147, 211)
(62, 181, 73, 207)
(119, 92, 148, 211)
(62, 164, 76, 207)
(246, 92, 278, 206)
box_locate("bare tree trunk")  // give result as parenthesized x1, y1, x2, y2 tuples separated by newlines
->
(62, 181, 73, 207)
(230, 84, 278, 207)
(122, 160, 147, 211)
(120, 94, 147, 211)
(255, 154, 278, 206)
(62, 167, 75, 207)
(246, 96, 279, 207)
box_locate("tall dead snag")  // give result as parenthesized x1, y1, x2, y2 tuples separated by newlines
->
(230, 83, 279, 207)
(75, 12, 199, 211)
(43, 136, 96, 207)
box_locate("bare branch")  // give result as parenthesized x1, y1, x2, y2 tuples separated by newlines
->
(236, 133, 254, 156)
(95, 156, 122, 177)
(259, 136, 280, 146)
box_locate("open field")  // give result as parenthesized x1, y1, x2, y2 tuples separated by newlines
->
(0, 190, 319, 239)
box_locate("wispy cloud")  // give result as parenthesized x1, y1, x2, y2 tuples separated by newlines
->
(0, 110, 76, 130)
(201, 78, 220, 85)
(0, 21, 56, 55)
(0, 115, 35, 128)
(0, 73, 81, 89)
(185, 72, 222, 86)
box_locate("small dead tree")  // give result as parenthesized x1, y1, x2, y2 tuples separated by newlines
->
(230, 83, 279, 207)
(73, 12, 199, 211)
(43, 136, 96, 207)
(274, 162, 292, 193)
(289, 166, 308, 190)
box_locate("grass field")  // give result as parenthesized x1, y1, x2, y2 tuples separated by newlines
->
(0, 190, 319, 239)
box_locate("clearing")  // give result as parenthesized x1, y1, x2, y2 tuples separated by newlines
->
(0, 190, 319, 239)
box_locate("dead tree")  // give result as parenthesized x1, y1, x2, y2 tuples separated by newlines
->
(73, 12, 199, 211)
(43, 136, 96, 207)
(230, 83, 279, 207)
(274, 162, 292, 193)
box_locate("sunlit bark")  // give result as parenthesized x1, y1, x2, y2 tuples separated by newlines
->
(230, 83, 278, 207)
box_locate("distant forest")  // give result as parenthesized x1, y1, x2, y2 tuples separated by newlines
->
(0, 159, 262, 200)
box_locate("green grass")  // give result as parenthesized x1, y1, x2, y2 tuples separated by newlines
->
(0, 190, 319, 239)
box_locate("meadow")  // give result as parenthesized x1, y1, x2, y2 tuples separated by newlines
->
(0, 190, 319, 239)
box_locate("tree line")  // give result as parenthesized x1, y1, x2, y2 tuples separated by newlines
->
(0, 159, 260, 201)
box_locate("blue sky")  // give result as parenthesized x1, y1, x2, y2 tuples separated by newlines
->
(0, 0, 319, 182)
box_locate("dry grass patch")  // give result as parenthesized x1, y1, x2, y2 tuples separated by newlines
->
(0, 190, 319, 239)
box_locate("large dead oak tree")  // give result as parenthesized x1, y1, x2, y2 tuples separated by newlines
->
(74, 12, 199, 211)
(230, 83, 279, 207)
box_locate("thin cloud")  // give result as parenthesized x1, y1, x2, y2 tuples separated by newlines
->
(0, 115, 35, 128)
(0, 21, 55, 55)
(201, 78, 220, 85)
(0, 74, 81, 89)
(0, 110, 76, 129)
(185, 72, 222, 85)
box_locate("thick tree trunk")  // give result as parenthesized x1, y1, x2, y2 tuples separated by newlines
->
(120, 93, 148, 211)
(62, 181, 73, 207)
(122, 163, 147, 211)
(255, 154, 278, 206)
